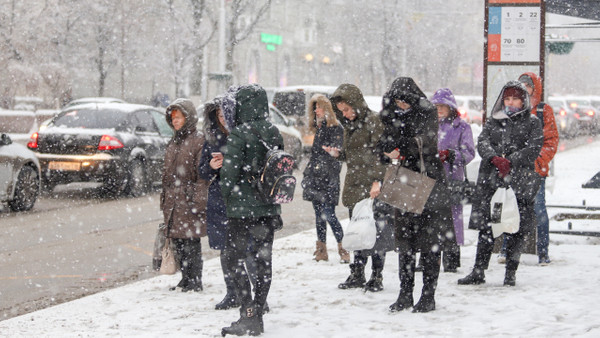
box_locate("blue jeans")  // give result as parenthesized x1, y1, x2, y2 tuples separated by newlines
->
(501, 178, 549, 260)
(312, 201, 344, 243)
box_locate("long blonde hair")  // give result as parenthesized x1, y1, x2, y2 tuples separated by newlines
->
(307, 94, 339, 133)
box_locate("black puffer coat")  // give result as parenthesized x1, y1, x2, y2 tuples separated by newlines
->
(302, 121, 343, 205)
(379, 77, 455, 252)
(469, 81, 543, 231)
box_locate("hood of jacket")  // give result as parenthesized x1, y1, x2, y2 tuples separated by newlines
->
(166, 98, 198, 142)
(490, 80, 531, 120)
(330, 84, 372, 127)
(221, 84, 269, 130)
(519, 72, 543, 107)
(380, 77, 433, 125)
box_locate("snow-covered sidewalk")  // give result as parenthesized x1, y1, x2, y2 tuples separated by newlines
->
(1, 141, 600, 337)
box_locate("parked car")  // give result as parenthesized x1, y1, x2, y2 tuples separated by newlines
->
(268, 104, 304, 164)
(548, 96, 597, 137)
(27, 103, 172, 196)
(453, 95, 484, 125)
(0, 133, 40, 211)
(271, 85, 337, 151)
(63, 97, 125, 109)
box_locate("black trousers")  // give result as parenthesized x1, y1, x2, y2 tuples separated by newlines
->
(222, 216, 276, 311)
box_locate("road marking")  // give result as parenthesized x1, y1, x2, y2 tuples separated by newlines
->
(123, 244, 152, 256)
(0, 275, 83, 280)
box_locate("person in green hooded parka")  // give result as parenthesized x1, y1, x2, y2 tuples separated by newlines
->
(219, 84, 284, 337)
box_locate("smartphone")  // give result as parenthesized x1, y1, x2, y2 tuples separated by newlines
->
(211, 152, 223, 159)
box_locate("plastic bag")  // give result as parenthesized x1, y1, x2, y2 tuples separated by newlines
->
(342, 198, 377, 251)
(490, 187, 520, 238)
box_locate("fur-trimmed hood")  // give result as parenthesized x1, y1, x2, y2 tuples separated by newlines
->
(166, 98, 198, 143)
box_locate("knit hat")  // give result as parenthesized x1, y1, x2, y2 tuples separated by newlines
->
(502, 86, 526, 101)
(430, 88, 458, 111)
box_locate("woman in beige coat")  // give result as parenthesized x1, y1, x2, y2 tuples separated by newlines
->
(160, 98, 208, 292)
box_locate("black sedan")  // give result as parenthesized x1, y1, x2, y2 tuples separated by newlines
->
(0, 133, 40, 211)
(28, 103, 172, 196)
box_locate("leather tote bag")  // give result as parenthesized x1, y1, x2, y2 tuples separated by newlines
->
(379, 137, 436, 215)
(159, 238, 179, 275)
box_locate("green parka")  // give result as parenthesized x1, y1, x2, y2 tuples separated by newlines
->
(330, 84, 386, 208)
(220, 84, 284, 219)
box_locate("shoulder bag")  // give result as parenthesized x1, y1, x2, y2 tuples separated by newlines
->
(379, 137, 436, 214)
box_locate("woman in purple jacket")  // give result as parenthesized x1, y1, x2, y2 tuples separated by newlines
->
(430, 88, 475, 272)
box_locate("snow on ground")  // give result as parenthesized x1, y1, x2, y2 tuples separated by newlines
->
(1, 141, 600, 337)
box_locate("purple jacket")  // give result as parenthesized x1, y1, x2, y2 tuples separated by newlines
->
(438, 117, 475, 181)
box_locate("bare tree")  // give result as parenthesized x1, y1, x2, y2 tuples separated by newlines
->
(225, 0, 272, 82)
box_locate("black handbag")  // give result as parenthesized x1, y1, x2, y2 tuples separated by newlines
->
(447, 158, 476, 205)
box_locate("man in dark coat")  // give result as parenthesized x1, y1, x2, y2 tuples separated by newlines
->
(378, 77, 455, 313)
(219, 84, 284, 337)
(458, 81, 543, 287)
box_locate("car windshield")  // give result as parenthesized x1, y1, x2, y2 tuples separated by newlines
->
(52, 109, 127, 129)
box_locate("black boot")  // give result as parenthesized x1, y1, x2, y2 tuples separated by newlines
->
(390, 253, 415, 312)
(169, 278, 187, 291)
(389, 291, 413, 312)
(457, 268, 485, 285)
(221, 302, 264, 337)
(338, 263, 366, 289)
(364, 268, 383, 292)
(504, 260, 518, 286)
(216, 289, 240, 310)
(182, 241, 203, 292)
(413, 252, 439, 313)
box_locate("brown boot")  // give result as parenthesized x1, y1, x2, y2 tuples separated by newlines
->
(338, 242, 350, 264)
(314, 241, 328, 262)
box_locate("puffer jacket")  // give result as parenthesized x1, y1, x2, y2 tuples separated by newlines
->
(161, 98, 208, 239)
(219, 84, 284, 219)
(520, 71, 559, 177)
(330, 84, 386, 208)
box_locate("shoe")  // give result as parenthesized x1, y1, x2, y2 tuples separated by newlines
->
(169, 278, 186, 291)
(389, 292, 413, 312)
(337, 242, 350, 264)
(338, 263, 366, 289)
(221, 303, 264, 337)
(182, 284, 203, 292)
(363, 269, 383, 292)
(412, 296, 435, 313)
(497, 253, 506, 264)
(539, 257, 551, 266)
(457, 269, 486, 285)
(503, 269, 516, 286)
(314, 241, 328, 262)
(215, 292, 240, 310)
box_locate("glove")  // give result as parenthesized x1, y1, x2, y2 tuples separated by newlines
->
(491, 156, 511, 178)
(438, 149, 455, 163)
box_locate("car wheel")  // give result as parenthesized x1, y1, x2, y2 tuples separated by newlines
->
(8, 165, 40, 212)
(125, 159, 147, 197)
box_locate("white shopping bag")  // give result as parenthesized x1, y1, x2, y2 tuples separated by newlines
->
(490, 187, 520, 238)
(342, 198, 377, 251)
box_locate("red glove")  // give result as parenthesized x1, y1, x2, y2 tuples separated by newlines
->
(438, 149, 455, 163)
(491, 156, 511, 178)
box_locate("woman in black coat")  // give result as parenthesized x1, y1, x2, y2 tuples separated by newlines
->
(458, 81, 543, 287)
(301, 94, 349, 263)
(377, 77, 455, 313)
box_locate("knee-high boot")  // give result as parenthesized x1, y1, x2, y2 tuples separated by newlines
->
(216, 253, 241, 310)
(389, 252, 415, 312)
(183, 239, 203, 292)
(221, 301, 264, 336)
(413, 252, 440, 313)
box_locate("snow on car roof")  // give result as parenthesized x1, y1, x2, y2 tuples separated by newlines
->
(61, 102, 163, 113)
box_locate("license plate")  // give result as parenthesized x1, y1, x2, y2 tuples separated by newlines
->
(48, 161, 81, 171)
